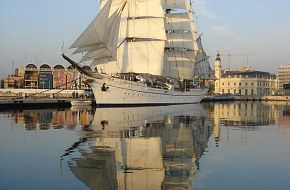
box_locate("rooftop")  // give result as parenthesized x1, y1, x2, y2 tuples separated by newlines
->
(222, 70, 276, 78)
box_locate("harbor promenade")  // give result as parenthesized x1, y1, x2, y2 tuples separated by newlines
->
(0, 88, 93, 110)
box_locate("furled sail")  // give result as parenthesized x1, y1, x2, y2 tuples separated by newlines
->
(162, 0, 197, 80)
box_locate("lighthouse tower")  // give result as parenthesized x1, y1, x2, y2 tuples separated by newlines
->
(214, 53, 222, 93)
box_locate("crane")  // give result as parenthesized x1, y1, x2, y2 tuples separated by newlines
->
(220, 51, 254, 71)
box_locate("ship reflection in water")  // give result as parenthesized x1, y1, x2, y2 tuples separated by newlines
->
(2, 102, 290, 190)
(65, 104, 211, 190)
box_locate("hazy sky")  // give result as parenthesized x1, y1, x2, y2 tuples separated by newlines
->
(0, 0, 290, 78)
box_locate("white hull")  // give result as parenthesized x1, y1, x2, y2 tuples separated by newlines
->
(90, 76, 207, 105)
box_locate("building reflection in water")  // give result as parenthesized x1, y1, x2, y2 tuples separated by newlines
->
(64, 104, 212, 190)
(2, 107, 95, 130)
(205, 101, 290, 146)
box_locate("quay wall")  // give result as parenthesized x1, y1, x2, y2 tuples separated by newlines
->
(0, 89, 85, 99)
(233, 96, 290, 101)
(203, 95, 290, 102)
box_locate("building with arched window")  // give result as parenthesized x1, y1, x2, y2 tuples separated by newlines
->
(1, 64, 91, 90)
(24, 64, 39, 89)
(214, 54, 278, 96)
(39, 64, 53, 89)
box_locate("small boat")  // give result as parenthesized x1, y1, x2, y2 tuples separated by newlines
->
(71, 100, 92, 106)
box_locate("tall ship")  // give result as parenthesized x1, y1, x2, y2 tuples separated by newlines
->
(62, 0, 212, 106)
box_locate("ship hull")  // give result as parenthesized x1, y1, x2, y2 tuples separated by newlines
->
(90, 76, 207, 106)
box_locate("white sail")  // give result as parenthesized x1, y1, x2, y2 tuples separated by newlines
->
(164, 51, 195, 79)
(166, 32, 195, 50)
(162, 0, 191, 10)
(101, 0, 164, 18)
(72, 0, 210, 79)
(126, 18, 166, 40)
(162, 0, 198, 80)
(99, 0, 125, 12)
(117, 41, 165, 75)
(71, 0, 121, 64)
(165, 19, 194, 32)
(96, 0, 166, 76)
(127, 0, 165, 18)
(71, 0, 112, 48)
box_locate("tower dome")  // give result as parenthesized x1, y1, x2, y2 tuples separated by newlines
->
(215, 53, 222, 67)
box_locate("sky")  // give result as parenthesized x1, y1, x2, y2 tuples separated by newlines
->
(0, 0, 290, 78)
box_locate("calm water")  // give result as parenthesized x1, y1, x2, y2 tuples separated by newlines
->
(0, 102, 290, 190)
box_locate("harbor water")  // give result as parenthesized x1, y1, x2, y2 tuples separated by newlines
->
(0, 102, 290, 190)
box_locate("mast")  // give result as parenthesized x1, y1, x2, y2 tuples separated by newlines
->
(162, 0, 198, 80)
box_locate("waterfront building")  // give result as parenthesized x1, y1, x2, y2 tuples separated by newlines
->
(1, 64, 90, 90)
(278, 63, 290, 89)
(214, 54, 278, 96)
(53, 65, 66, 89)
(24, 64, 39, 89)
(38, 64, 53, 89)
(1, 75, 24, 89)
(0, 67, 25, 89)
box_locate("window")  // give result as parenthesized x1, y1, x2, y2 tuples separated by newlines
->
(245, 89, 248, 96)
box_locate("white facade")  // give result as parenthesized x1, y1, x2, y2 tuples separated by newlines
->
(214, 54, 278, 96)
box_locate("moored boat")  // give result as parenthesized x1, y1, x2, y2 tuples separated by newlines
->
(71, 100, 92, 106)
